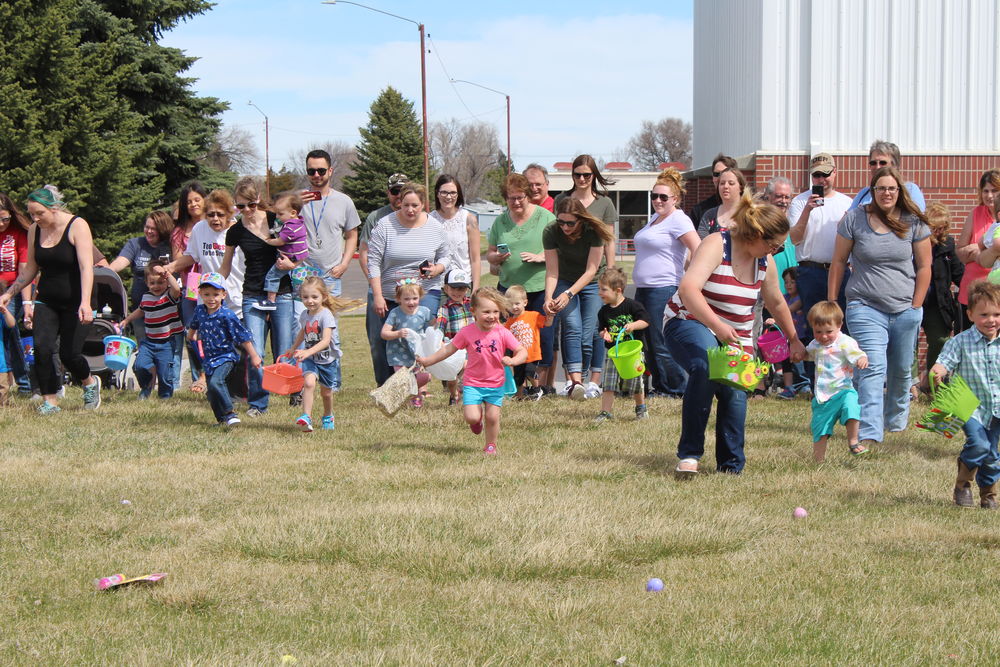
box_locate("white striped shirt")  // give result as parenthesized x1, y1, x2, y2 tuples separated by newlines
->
(664, 230, 767, 351)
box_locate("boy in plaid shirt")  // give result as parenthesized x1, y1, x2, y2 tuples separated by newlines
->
(437, 269, 473, 405)
(931, 281, 1000, 509)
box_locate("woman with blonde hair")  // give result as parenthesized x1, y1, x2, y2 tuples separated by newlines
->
(544, 197, 615, 399)
(919, 203, 963, 390)
(664, 189, 805, 475)
(697, 166, 747, 238)
(633, 167, 700, 397)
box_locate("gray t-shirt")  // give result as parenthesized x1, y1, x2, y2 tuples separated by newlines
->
(367, 213, 450, 300)
(359, 203, 394, 246)
(298, 307, 340, 364)
(300, 190, 362, 272)
(838, 207, 930, 314)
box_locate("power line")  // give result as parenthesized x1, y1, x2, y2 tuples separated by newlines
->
(426, 32, 481, 121)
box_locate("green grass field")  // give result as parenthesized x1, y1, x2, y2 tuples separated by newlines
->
(1, 315, 995, 664)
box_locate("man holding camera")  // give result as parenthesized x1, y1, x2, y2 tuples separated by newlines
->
(786, 153, 853, 330)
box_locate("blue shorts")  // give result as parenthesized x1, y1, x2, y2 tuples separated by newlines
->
(811, 388, 860, 442)
(463, 384, 505, 407)
(300, 357, 337, 389)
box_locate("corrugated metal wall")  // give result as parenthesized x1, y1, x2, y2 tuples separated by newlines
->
(693, 0, 1000, 167)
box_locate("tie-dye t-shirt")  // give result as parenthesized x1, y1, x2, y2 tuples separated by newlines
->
(806, 332, 867, 403)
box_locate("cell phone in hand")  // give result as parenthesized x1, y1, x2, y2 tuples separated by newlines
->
(302, 189, 321, 202)
(811, 184, 824, 204)
(496, 243, 510, 255)
(419, 260, 431, 277)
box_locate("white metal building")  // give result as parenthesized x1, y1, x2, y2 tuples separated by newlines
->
(692, 0, 1000, 167)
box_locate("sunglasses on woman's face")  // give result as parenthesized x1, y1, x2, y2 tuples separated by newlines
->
(235, 202, 258, 210)
(206, 211, 227, 219)
(650, 193, 672, 202)
(306, 167, 328, 176)
(572, 172, 593, 180)
(868, 159, 890, 167)
(557, 218, 579, 227)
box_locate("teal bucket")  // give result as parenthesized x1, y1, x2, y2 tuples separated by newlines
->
(103, 335, 136, 371)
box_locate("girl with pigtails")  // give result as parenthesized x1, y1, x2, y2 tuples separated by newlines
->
(663, 188, 806, 476)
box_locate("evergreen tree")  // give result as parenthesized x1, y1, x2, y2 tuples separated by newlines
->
(0, 0, 162, 255)
(343, 86, 425, 218)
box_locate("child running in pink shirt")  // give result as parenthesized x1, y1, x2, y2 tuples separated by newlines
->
(416, 287, 527, 455)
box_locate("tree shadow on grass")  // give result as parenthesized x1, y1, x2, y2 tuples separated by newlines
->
(573, 451, 676, 477)
(371, 441, 472, 457)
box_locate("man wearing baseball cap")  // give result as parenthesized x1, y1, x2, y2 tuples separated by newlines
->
(787, 153, 853, 338)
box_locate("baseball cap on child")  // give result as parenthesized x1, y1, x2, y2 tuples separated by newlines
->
(198, 272, 226, 290)
(444, 269, 471, 288)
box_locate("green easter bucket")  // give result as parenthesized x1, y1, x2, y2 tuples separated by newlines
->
(708, 345, 769, 391)
(916, 374, 980, 438)
(607, 330, 644, 380)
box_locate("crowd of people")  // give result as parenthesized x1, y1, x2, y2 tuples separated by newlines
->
(1, 142, 999, 504)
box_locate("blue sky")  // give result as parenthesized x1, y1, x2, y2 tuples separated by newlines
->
(161, 0, 693, 173)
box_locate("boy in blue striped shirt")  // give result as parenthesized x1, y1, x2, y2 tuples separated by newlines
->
(931, 281, 1000, 509)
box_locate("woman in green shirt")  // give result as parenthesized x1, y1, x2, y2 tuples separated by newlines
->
(487, 173, 556, 372)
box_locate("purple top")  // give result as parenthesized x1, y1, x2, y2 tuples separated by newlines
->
(278, 218, 309, 262)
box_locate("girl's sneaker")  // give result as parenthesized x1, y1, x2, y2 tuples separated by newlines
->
(82, 376, 101, 410)
(37, 401, 61, 415)
(483, 443, 497, 455)
(322, 415, 335, 430)
(411, 395, 423, 408)
(296, 414, 313, 432)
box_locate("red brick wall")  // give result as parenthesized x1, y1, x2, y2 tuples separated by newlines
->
(685, 153, 1000, 230)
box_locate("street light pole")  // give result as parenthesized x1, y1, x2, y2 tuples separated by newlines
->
(247, 100, 270, 201)
(451, 79, 511, 176)
(322, 0, 430, 207)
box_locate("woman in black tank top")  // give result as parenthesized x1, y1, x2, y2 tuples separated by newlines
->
(0, 186, 102, 413)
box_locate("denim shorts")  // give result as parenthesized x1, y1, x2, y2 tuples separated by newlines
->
(810, 388, 860, 442)
(301, 357, 337, 388)
(463, 384, 505, 407)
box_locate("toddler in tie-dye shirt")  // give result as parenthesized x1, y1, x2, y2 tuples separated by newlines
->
(805, 301, 869, 462)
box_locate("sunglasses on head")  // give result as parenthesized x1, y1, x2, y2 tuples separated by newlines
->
(650, 193, 672, 202)
(306, 167, 328, 176)
(234, 202, 258, 210)
(572, 172, 593, 180)
(868, 159, 890, 167)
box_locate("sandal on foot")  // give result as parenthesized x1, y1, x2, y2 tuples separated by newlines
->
(849, 442, 869, 456)
(675, 457, 699, 477)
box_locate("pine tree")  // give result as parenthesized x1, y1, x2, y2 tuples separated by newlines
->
(343, 87, 425, 218)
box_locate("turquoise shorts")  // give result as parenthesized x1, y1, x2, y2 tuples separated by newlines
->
(463, 384, 505, 407)
(810, 388, 860, 442)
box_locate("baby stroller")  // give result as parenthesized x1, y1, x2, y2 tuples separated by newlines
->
(81, 266, 133, 389)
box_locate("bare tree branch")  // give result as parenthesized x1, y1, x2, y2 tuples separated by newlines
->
(626, 118, 693, 170)
(203, 125, 262, 174)
(284, 140, 358, 191)
(430, 119, 501, 201)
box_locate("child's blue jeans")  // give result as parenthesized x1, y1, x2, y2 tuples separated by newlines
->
(960, 417, 1000, 487)
(206, 360, 237, 422)
(264, 264, 292, 294)
(134, 335, 180, 398)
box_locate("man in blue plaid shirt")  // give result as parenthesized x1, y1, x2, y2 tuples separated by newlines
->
(932, 281, 1000, 509)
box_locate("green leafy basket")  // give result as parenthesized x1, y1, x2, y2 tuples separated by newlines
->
(707, 345, 770, 391)
(916, 374, 980, 439)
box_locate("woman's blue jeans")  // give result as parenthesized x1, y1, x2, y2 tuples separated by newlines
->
(664, 316, 748, 473)
(242, 293, 295, 412)
(4, 294, 31, 393)
(555, 280, 601, 375)
(846, 302, 922, 442)
(634, 285, 687, 395)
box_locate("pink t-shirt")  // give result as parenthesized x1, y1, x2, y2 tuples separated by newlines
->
(451, 322, 521, 388)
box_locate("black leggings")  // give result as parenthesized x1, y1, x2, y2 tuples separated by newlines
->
(32, 302, 91, 395)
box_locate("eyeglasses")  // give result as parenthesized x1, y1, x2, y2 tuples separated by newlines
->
(557, 218, 579, 227)
(868, 159, 890, 167)
(306, 167, 328, 176)
(650, 193, 673, 202)
(507, 195, 527, 203)
(205, 211, 227, 219)
(235, 202, 258, 210)
(438, 190, 459, 197)
(873, 186, 899, 194)
(572, 172, 593, 180)
(811, 171, 831, 179)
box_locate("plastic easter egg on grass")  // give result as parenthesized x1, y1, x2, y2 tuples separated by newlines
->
(646, 577, 664, 592)
(793, 507, 808, 519)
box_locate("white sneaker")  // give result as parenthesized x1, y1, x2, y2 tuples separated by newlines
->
(556, 380, 573, 397)
(583, 382, 602, 399)
(569, 382, 586, 401)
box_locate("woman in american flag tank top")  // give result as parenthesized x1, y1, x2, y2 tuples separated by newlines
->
(664, 188, 806, 476)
